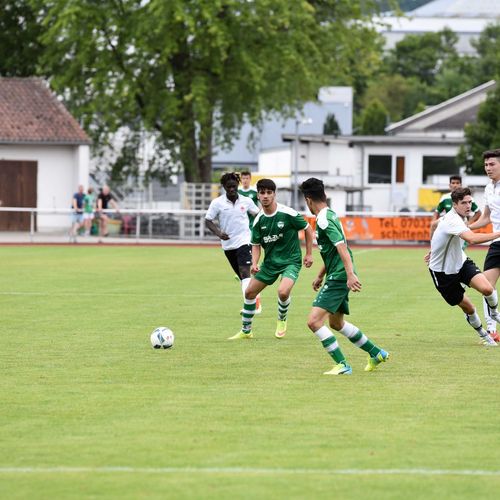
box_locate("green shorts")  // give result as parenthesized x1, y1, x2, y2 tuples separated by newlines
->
(254, 262, 301, 286)
(312, 279, 350, 315)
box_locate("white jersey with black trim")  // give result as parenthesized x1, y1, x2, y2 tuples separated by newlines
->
(205, 194, 259, 250)
(429, 208, 468, 274)
(484, 179, 500, 241)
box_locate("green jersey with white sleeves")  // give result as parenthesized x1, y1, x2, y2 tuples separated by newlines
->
(316, 206, 354, 281)
(251, 203, 308, 269)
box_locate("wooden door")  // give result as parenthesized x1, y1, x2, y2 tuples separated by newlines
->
(0, 160, 37, 231)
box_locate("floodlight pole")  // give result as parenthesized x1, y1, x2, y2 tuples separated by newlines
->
(292, 118, 312, 210)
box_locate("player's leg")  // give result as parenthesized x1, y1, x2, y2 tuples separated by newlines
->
(458, 293, 496, 346)
(228, 278, 267, 339)
(482, 243, 500, 339)
(274, 264, 301, 338)
(482, 268, 500, 339)
(307, 307, 351, 375)
(235, 244, 262, 313)
(329, 312, 389, 372)
(274, 277, 294, 338)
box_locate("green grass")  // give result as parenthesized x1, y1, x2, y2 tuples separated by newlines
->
(1, 245, 500, 499)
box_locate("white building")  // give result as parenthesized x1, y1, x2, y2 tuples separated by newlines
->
(260, 80, 496, 214)
(0, 78, 91, 231)
(379, 0, 500, 55)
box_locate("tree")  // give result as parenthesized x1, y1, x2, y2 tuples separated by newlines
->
(323, 113, 341, 136)
(359, 99, 388, 135)
(458, 85, 500, 174)
(360, 74, 428, 123)
(0, 0, 44, 76)
(384, 28, 459, 85)
(35, 0, 384, 183)
(471, 23, 500, 82)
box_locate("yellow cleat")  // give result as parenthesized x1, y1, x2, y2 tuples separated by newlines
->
(324, 363, 352, 375)
(364, 350, 389, 372)
(228, 330, 253, 340)
(275, 320, 287, 338)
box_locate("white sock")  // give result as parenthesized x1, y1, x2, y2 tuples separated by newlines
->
(483, 297, 497, 332)
(466, 310, 482, 330)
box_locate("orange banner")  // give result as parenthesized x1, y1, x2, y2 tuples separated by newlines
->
(303, 216, 493, 241)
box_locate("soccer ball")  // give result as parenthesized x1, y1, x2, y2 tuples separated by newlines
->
(150, 327, 175, 349)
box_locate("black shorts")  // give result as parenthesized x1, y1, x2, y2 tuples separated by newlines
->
(429, 258, 482, 306)
(484, 241, 500, 271)
(224, 244, 252, 279)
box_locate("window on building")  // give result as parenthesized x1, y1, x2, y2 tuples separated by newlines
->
(422, 156, 458, 183)
(396, 156, 405, 183)
(368, 155, 392, 184)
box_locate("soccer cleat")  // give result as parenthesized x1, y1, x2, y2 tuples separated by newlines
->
(228, 330, 253, 340)
(323, 362, 353, 375)
(275, 320, 287, 338)
(490, 331, 500, 343)
(364, 349, 390, 372)
(480, 332, 498, 346)
(255, 296, 262, 315)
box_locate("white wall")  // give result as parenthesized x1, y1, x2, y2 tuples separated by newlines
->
(0, 144, 90, 230)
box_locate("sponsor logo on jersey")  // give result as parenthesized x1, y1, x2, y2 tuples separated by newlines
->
(263, 234, 281, 243)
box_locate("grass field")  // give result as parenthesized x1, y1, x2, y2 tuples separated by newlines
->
(1, 244, 500, 499)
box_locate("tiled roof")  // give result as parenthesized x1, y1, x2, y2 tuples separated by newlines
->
(0, 77, 91, 145)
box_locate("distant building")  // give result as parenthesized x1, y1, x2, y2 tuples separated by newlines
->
(212, 87, 353, 172)
(260, 80, 496, 214)
(379, 0, 500, 54)
(0, 78, 91, 231)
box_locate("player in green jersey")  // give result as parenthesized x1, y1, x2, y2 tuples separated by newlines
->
(432, 175, 481, 224)
(300, 178, 389, 375)
(238, 171, 259, 227)
(229, 178, 314, 340)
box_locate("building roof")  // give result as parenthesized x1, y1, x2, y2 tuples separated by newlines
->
(409, 0, 500, 18)
(0, 78, 91, 145)
(282, 133, 463, 146)
(385, 80, 496, 134)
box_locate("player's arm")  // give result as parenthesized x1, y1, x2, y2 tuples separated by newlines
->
(468, 205, 491, 230)
(251, 244, 261, 274)
(312, 265, 326, 291)
(468, 207, 482, 224)
(303, 225, 314, 268)
(72, 196, 78, 212)
(205, 218, 229, 240)
(337, 242, 362, 292)
(459, 228, 500, 245)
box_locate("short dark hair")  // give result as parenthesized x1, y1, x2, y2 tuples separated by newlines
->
(240, 171, 251, 177)
(451, 187, 471, 204)
(256, 178, 276, 192)
(220, 172, 240, 187)
(300, 178, 327, 202)
(449, 175, 462, 183)
(483, 149, 500, 160)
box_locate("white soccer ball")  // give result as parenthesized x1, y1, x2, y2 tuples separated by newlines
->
(150, 327, 175, 349)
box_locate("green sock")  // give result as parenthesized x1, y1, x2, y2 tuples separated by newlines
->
(242, 300, 256, 334)
(278, 297, 290, 321)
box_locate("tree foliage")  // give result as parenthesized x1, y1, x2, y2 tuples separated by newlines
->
(459, 86, 500, 174)
(323, 113, 341, 136)
(0, 0, 44, 76)
(359, 99, 388, 135)
(34, 0, 384, 182)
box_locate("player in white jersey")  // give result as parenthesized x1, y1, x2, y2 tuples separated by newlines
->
(467, 149, 500, 340)
(429, 187, 500, 346)
(205, 172, 262, 310)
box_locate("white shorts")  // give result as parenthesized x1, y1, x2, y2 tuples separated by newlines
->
(83, 212, 94, 220)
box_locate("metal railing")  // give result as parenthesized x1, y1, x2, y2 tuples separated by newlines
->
(0, 207, 435, 244)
